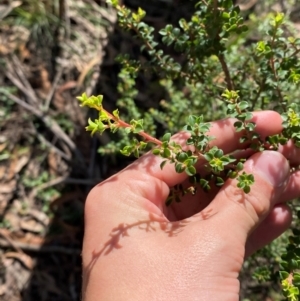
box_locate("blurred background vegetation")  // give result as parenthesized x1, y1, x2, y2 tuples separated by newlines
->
(0, 0, 300, 300)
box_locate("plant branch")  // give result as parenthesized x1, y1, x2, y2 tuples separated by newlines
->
(218, 53, 234, 90)
(93, 105, 163, 146)
(251, 80, 265, 110)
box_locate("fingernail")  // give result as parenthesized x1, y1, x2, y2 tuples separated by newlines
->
(249, 151, 290, 187)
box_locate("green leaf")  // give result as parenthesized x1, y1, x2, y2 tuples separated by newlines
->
(85, 118, 97, 133)
(175, 163, 185, 173)
(162, 133, 171, 142)
(215, 149, 223, 158)
(236, 162, 244, 171)
(113, 109, 120, 119)
(239, 113, 252, 122)
(165, 197, 173, 206)
(204, 153, 213, 161)
(120, 145, 134, 156)
(139, 141, 148, 150)
(239, 136, 248, 143)
(106, 0, 118, 6)
(215, 177, 224, 187)
(234, 121, 244, 132)
(99, 110, 109, 121)
(279, 271, 289, 279)
(133, 149, 140, 158)
(160, 160, 168, 169)
(131, 119, 144, 133)
(187, 115, 196, 125)
(177, 152, 188, 162)
(246, 122, 256, 132)
(186, 165, 196, 176)
(124, 127, 132, 134)
(85, 118, 106, 135)
(199, 179, 210, 192)
(77, 93, 88, 105)
(227, 24, 237, 32)
(238, 101, 249, 111)
(228, 171, 237, 179)
(222, 12, 230, 20)
(78, 93, 104, 107)
(293, 273, 300, 286)
(184, 157, 197, 167)
(162, 148, 171, 158)
(273, 12, 285, 26)
(243, 185, 250, 193)
(198, 123, 211, 133)
(221, 155, 236, 164)
(189, 173, 200, 184)
(152, 148, 160, 156)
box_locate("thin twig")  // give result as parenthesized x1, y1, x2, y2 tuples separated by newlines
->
(76, 54, 103, 88)
(269, 57, 285, 109)
(35, 132, 71, 161)
(85, 65, 101, 97)
(68, 12, 98, 39)
(59, 0, 71, 39)
(0, 1, 22, 21)
(218, 53, 234, 91)
(11, 55, 35, 95)
(10, 55, 39, 104)
(5, 68, 38, 106)
(251, 80, 265, 110)
(94, 105, 163, 146)
(269, 24, 285, 110)
(44, 67, 64, 111)
(29, 175, 101, 200)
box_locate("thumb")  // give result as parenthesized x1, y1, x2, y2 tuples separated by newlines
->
(207, 151, 290, 242)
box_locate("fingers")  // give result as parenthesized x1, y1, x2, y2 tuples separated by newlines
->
(272, 139, 300, 202)
(207, 110, 282, 154)
(279, 140, 300, 166)
(204, 151, 291, 247)
(245, 204, 292, 257)
(279, 170, 300, 202)
(127, 110, 283, 188)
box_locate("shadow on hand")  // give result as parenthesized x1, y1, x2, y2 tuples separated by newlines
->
(83, 212, 190, 288)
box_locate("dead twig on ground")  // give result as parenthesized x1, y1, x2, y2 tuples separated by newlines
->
(28, 176, 101, 200)
(7, 55, 39, 105)
(44, 67, 64, 111)
(76, 54, 103, 88)
(0, 89, 85, 165)
(59, 0, 71, 39)
(0, 1, 22, 21)
(35, 132, 72, 161)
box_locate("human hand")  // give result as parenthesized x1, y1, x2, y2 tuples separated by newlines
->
(82, 111, 300, 301)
